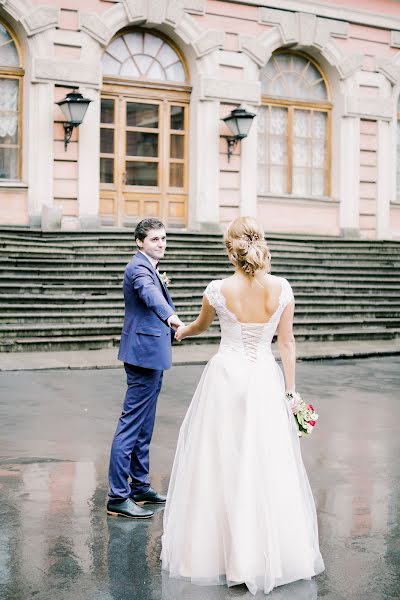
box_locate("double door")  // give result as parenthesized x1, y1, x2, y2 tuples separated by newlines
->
(100, 94, 188, 227)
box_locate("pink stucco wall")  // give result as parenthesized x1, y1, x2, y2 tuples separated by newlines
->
(53, 86, 79, 218)
(257, 201, 340, 236)
(359, 120, 377, 237)
(0, 189, 28, 225)
(390, 206, 400, 236)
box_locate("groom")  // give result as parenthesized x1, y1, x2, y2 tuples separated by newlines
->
(107, 217, 183, 519)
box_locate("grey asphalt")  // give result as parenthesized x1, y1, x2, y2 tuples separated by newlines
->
(0, 357, 399, 600)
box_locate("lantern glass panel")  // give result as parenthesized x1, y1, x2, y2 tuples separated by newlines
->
(59, 101, 72, 122)
(68, 101, 90, 124)
(237, 117, 253, 137)
(224, 116, 239, 136)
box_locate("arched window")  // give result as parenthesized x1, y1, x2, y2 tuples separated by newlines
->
(0, 21, 22, 180)
(102, 30, 186, 82)
(258, 52, 331, 197)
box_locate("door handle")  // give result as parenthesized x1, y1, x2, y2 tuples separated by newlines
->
(122, 172, 126, 185)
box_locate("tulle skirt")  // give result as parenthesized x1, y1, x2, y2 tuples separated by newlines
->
(161, 348, 324, 595)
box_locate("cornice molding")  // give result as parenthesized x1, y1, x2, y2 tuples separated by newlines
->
(252, 0, 400, 32)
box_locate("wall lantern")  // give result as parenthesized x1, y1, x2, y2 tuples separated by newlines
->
(222, 107, 256, 162)
(56, 90, 92, 151)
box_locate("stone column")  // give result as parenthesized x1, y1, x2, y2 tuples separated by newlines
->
(240, 105, 258, 218)
(78, 87, 100, 228)
(376, 119, 392, 239)
(339, 116, 360, 236)
(188, 97, 220, 231)
(27, 82, 54, 227)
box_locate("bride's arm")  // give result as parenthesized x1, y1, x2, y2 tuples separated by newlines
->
(277, 300, 296, 393)
(175, 295, 216, 340)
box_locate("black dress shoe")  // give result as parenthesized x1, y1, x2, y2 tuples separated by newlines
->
(131, 487, 167, 504)
(107, 498, 154, 519)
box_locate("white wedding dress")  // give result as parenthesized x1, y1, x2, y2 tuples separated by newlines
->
(161, 277, 325, 595)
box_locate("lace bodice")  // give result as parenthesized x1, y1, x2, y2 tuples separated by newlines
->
(204, 277, 294, 362)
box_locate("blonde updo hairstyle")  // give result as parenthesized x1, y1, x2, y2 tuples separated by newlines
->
(224, 216, 271, 277)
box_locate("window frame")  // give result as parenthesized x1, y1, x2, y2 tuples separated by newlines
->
(260, 51, 332, 199)
(0, 20, 24, 182)
(102, 28, 190, 88)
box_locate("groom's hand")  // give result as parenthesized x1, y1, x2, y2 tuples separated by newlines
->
(174, 324, 186, 342)
(167, 314, 184, 331)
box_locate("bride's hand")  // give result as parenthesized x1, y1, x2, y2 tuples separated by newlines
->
(285, 391, 301, 413)
(175, 325, 187, 342)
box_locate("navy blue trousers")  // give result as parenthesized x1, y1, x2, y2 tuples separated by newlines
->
(108, 363, 163, 500)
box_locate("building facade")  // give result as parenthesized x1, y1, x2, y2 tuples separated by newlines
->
(0, 0, 400, 239)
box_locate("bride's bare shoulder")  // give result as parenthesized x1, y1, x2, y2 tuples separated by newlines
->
(262, 273, 285, 288)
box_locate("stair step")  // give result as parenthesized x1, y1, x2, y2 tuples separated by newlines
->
(1, 227, 399, 352)
(1, 326, 399, 352)
(1, 316, 400, 338)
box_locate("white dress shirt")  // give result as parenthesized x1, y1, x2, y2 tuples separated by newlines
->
(139, 250, 158, 269)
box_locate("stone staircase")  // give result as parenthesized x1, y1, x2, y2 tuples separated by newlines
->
(1, 227, 400, 352)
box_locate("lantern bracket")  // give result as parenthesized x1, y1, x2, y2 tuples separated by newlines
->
(63, 123, 74, 151)
(221, 136, 240, 162)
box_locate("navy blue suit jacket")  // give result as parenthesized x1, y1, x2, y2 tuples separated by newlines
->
(118, 251, 176, 370)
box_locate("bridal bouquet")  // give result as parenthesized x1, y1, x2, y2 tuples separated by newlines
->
(285, 392, 318, 437)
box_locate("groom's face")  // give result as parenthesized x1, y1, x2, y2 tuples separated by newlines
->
(137, 227, 167, 261)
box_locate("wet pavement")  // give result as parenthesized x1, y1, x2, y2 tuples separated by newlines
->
(0, 357, 399, 600)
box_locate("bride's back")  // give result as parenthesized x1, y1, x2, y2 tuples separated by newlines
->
(221, 273, 282, 324)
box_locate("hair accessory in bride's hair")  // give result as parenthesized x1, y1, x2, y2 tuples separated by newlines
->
(240, 233, 260, 251)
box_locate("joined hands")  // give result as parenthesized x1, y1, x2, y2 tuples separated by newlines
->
(174, 324, 187, 342)
(167, 314, 185, 333)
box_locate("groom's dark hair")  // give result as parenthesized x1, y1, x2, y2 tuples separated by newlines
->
(134, 218, 166, 243)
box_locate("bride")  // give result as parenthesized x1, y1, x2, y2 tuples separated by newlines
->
(161, 216, 325, 595)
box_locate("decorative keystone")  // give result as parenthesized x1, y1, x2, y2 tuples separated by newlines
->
(375, 57, 400, 85)
(147, 0, 169, 24)
(81, 13, 112, 46)
(239, 34, 271, 67)
(297, 12, 317, 47)
(194, 29, 224, 57)
(259, 7, 348, 51)
(313, 18, 348, 50)
(260, 8, 298, 44)
(165, 1, 185, 27)
(123, 0, 147, 22)
(23, 6, 58, 36)
(338, 55, 364, 79)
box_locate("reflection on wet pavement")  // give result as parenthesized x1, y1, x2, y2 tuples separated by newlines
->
(0, 358, 399, 599)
